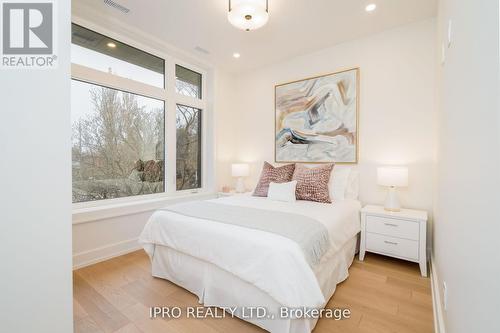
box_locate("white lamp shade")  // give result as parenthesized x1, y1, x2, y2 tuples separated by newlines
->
(231, 163, 250, 177)
(377, 167, 408, 187)
(228, 0, 269, 31)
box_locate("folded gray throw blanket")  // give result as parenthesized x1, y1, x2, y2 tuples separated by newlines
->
(161, 201, 331, 266)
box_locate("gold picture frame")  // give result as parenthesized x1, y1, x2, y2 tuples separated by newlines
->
(274, 67, 360, 164)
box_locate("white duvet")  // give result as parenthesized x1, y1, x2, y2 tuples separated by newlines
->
(139, 194, 361, 308)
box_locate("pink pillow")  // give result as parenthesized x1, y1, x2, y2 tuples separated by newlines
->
(253, 162, 296, 197)
(292, 164, 335, 203)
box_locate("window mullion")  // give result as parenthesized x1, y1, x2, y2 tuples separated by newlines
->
(175, 94, 205, 109)
(165, 57, 177, 195)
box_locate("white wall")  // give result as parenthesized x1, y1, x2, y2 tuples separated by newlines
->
(215, 69, 238, 188)
(0, 2, 73, 332)
(217, 19, 437, 217)
(433, 0, 500, 332)
(73, 211, 153, 268)
(72, 193, 216, 268)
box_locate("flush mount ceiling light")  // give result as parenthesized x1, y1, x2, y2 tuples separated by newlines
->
(228, 0, 269, 31)
(233, 52, 241, 58)
(107, 42, 116, 48)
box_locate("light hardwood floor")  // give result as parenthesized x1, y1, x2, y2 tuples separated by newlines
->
(74, 251, 434, 333)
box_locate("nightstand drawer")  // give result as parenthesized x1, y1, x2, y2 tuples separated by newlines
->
(366, 233, 419, 260)
(366, 215, 419, 240)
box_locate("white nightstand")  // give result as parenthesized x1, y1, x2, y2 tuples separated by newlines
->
(359, 205, 428, 277)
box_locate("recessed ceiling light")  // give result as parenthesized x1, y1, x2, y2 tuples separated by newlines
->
(107, 42, 116, 48)
(233, 53, 241, 58)
(365, 3, 376, 12)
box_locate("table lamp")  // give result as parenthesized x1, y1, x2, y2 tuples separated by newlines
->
(377, 166, 408, 211)
(231, 163, 249, 193)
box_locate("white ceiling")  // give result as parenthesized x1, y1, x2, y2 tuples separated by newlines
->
(73, 0, 437, 74)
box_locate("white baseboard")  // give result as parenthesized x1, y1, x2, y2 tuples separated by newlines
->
(73, 238, 142, 270)
(430, 255, 446, 333)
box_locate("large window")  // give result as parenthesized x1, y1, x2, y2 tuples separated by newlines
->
(72, 81, 165, 203)
(71, 24, 206, 205)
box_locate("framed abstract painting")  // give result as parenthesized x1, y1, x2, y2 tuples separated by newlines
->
(275, 68, 359, 164)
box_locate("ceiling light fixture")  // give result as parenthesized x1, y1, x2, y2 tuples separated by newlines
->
(228, 0, 269, 31)
(365, 3, 377, 12)
(233, 53, 241, 58)
(107, 42, 116, 48)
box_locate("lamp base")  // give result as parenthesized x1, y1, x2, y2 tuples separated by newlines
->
(384, 187, 401, 212)
(235, 177, 245, 193)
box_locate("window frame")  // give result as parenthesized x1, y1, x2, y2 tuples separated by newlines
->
(71, 20, 209, 211)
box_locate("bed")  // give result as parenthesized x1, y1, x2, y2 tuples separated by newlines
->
(139, 193, 361, 333)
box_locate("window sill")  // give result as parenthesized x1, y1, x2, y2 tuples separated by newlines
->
(72, 191, 216, 225)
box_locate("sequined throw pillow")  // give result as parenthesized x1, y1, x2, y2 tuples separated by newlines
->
(292, 164, 335, 203)
(253, 162, 296, 197)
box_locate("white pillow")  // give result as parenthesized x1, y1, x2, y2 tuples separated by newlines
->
(344, 170, 359, 200)
(329, 168, 351, 201)
(329, 167, 360, 201)
(267, 181, 297, 202)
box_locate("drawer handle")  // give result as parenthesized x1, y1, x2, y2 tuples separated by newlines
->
(384, 223, 399, 227)
(384, 240, 398, 245)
